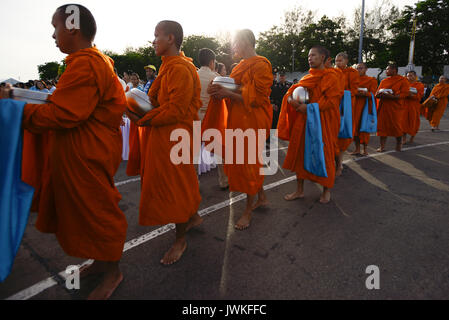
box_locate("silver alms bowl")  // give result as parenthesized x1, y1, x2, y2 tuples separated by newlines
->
(379, 88, 394, 95)
(212, 76, 240, 91)
(126, 88, 153, 116)
(12, 88, 50, 104)
(292, 86, 310, 104)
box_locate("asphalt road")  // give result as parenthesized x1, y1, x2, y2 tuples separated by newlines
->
(1, 110, 449, 300)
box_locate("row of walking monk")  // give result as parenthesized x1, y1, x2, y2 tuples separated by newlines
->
(1, 4, 449, 300)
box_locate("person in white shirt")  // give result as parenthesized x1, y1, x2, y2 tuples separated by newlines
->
(123, 70, 133, 92)
(197, 48, 219, 120)
(115, 68, 127, 91)
(216, 62, 227, 77)
(197, 48, 228, 189)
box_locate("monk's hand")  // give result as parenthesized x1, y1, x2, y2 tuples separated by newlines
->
(0, 83, 13, 99)
(125, 108, 142, 124)
(379, 92, 393, 99)
(296, 103, 307, 113)
(211, 84, 232, 100)
(272, 104, 279, 112)
(208, 82, 224, 96)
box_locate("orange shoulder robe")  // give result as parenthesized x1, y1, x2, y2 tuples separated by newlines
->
(376, 75, 410, 137)
(221, 56, 273, 196)
(277, 68, 342, 188)
(337, 67, 360, 152)
(137, 52, 202, 225)
(21, 47, 128, 261)
(403, 81, 424, 136)
(428, 83, 449, 128)
(21, 130, 52, 212)
(354, 75, 378, 144)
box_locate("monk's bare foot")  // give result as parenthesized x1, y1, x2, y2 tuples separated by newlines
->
(284, 191, 304, 201)
(235, 211, 252, 230)
(396, 144, 402, 152)
(186, 213, 203, 232)
(349, 150, 361, 155)
(361, 150, 369, 156)
(409, 137, 415, 143)
(319, 189, 331, 204)
(336, 165, 343, 177)
(376, 147, 385, 153)
(252, 195, 268, 210)
(87, 268, 123, 300)
(79, 262, 106, 279)
(161, 239, 187, 266)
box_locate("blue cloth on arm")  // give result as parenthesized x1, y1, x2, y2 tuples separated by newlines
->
(360, 93, 377, 133)
(0, 99, 34, 282)
(304, 102, 328, 178)
(338, 90, 353, 139)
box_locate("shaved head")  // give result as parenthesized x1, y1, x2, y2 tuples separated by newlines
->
(336, 52, 349, 60)
(56, 4, 97, 41)
(234, 29, 256, 49)
(310, 45, 330, 61)
(157, 20, 183, 49)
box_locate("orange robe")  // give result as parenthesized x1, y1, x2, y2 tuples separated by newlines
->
(21, 131, 51, 212)
(278, 68, 342, 188)
(326, 68, 344, 154)
(376, 75, 410, 137)
(223, 56, 273, 195)
(428, 83, 449, 128)
(137, 52, 202, 225)
(22, 47, 128, 261)
(354, 75, 378, 144)
(403, 81, 424, 136)
(337, 67, 360, 152)
(126, 122, 141, 176)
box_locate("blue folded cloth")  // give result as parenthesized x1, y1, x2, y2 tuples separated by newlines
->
(304, 102, 328, 178)
(0, 99, 34, 282)
(360, 93, 377, 133)
(338, 90, 353, 139)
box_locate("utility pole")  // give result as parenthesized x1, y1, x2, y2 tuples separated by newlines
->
(358, 0, 365, 63)
(292, 43, 296, 73)
(406, 16, 418, 72)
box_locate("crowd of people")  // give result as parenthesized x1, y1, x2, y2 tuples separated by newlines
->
(2, 79, 58, 93)
(1, 3, 449, 300)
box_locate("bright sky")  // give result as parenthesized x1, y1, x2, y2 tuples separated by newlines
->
(0, 0, 418, 81)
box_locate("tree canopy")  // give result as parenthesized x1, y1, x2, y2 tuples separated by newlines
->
(36, 0, 448, 80)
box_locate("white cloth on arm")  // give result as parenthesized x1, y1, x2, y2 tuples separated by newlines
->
(121, 116, 130, 160)
(197, 66, 219, 175)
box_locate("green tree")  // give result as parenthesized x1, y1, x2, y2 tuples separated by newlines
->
(104, 44, 161, 80)
(257, 6, 317, 72)
(181, 35, 220, 68)
(389, 0, 449, 76)
(38, 61, 60, 80)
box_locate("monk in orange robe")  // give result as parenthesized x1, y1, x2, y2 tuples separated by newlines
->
(376, 62, 410, 152)
(352, 62, 378, 155)
(278, 45, 342, 204)
(129, 21, 202, 265)
(0, 5, 128, 299)
(324, 56, 344, 159)
(402, 70, 424, 143)
(335, 52, 360, 175)
(427, 76, 449, 131)
(205, 29, 272, 230)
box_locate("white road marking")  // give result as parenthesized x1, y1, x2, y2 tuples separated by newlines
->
(6, 140, 449, 300)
